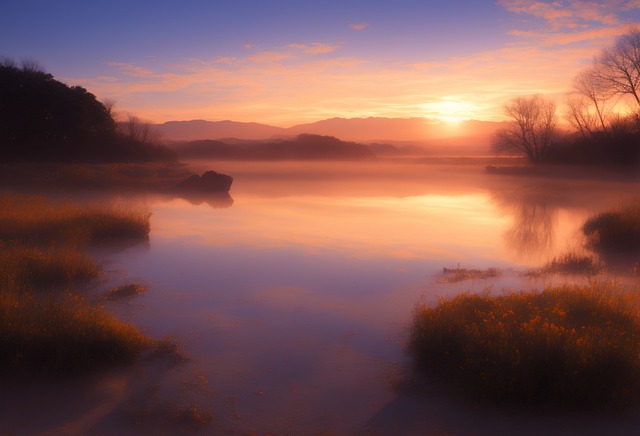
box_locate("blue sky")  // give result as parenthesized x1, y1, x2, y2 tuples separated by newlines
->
(1, 1, 638, 124)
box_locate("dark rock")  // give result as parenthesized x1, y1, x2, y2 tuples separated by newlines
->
(175, 171, 233, 192)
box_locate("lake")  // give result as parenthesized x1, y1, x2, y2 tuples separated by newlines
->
(3, 160, 640, 435)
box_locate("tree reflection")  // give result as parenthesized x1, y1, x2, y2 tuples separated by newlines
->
(176, 192, 234, 209)
(504, 200, 556, 257)
(490, 184, 558, 260)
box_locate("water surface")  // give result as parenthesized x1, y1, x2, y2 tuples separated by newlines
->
(4, 160, 640, 435)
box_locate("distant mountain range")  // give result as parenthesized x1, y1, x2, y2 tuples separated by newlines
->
(156, 117, 504, 143)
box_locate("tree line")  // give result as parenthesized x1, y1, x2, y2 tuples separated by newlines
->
(494, 28, 640, 166)
(0, 59, 176, 163)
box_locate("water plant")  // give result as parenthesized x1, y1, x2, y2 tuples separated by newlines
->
(0, 194, 153, 374)
(409, 283, 640, 409)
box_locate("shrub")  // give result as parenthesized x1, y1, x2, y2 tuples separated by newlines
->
(583, 199, 640, 255)
(409, 284, 640, 409)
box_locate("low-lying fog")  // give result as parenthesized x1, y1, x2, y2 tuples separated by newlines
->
(3, 159, 640, 435)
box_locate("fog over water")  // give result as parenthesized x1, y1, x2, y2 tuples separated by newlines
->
(3, 160, 640, 435)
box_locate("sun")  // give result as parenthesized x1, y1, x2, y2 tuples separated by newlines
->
(420, 100, 472, 124)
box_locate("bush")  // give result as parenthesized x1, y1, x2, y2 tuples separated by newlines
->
(583, 199, 640, 254)
(409, 284, 640, 409)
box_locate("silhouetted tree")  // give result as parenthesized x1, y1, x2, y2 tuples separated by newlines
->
(0, 59, 117, 161)
(493, 95, 559, 164)
(594, 27, 640, 111)
(0, 59, 177, 162)
(569, 67, 613, 134)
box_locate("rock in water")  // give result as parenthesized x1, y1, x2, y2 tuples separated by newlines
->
(176, 171, 233, 192)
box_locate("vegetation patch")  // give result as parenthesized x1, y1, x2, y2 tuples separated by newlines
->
(0, 245, 99, 290)
(439, 266, 499, 283)
(0, 194, 150, 246)
(409, 284, 640, 409)
(583, 199, 640, 256)
(0, 290, 150, 374)
(102, 283, 148, 301)
(0, 194, 153, 374)
(524, 251, 602, 277)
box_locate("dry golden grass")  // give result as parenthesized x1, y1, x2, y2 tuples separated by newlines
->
(409, 283, 640, 409)
(0, 193, 153, 374)
(0, 289, 150, 374)
(0, 245, 99, 290)
(0, 194, 150, 246)
(524, 251, 603, 277)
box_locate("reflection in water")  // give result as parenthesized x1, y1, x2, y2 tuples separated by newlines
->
(505, 201, 556, 258)
(176, 191, 234, 209)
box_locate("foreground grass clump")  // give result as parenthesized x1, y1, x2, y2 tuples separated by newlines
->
(409, 284, 640, 409)
(583, 199, 640, 255)
(0, 194, 150, 246)
(0, 290, 150, 374)
(0, 245, 99, 290)
(440, 266, 499, 283)
(0, 194, 153, 374)
(525, 251, 602, 277)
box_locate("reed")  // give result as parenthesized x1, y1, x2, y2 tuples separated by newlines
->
(409, 283, 640, 408)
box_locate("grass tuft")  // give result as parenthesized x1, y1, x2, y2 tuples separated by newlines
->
(0, 194, 150, 247)
(439, 266, 499, 283)
(409, 283, 640, 409)
(0, 245, 100, 290)
(583, 198, 640, 255)
(0, 194, 153, 374)
(102, 283, 147, 301)
(0, 290, 150, 374)
(525, 251, 602, 277)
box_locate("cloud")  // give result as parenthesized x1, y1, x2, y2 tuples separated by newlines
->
(498, 0, 623, 29)
(104, 61, 155, 78)
(288, 42, 341, 54)
(350, 23, 369, 31)
(249, 51, 292, 63)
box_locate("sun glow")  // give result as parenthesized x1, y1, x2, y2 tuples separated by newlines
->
(421, 100, 473, 124)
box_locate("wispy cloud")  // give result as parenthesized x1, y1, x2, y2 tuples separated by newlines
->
(248, 51, 292, 63)
(498, 0, 639, 46)
(350, 22, 369, 31)
(288, 42, 341, 54)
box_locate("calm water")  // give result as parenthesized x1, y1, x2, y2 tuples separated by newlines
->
(4, 161, 640, 435)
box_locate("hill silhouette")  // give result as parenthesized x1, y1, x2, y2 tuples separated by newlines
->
(156, 117, 504, 144)
(0, 60, 176, 163)
(171, 134, 375, 160)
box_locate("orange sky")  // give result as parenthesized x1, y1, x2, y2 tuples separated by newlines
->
(3, 1, 639, 126)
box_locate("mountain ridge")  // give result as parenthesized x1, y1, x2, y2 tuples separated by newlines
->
(156, 117, 504, 143)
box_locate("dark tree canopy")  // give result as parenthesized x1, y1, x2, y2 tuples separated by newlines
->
(0, 60, 176, 162)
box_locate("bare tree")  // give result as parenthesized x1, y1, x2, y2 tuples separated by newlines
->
(119, 114, 161, 145)
(595, 27, 640, 110)
(493, 95, 559, 164)
(572, 67, 613, 132)
(564, 94, 598, 139)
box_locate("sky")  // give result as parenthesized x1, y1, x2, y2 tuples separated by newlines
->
(1, 0, 639, 126)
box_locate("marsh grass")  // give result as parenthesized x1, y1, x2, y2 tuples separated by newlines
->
(0, 162, 195, 191)
(102, 283, 148, 301)
(0, 245, 99, 290)
(583, 198, 640, 255)
(439, 266, 500, 283)
(525, 251, 602, 277)
(0, 194, 153, 374)
(0, 289, 150, 374)
(0, 194, 150, 246)
(409, 283, 640, 409)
